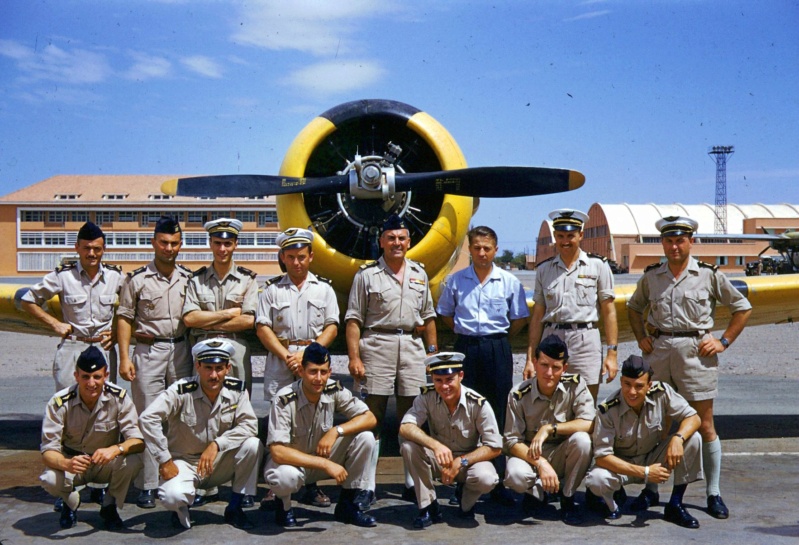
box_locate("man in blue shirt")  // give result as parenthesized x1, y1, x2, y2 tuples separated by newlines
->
(437, 225, 529, 504)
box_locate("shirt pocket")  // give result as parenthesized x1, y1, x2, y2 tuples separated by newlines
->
(489, 297, 508, 316)
(367, 285, 393, 315)
(543, 278, 563, 311)
(683, 289, 710, 323)
(272, 301, 292, 329)
(403, 283, 426, 316)
(575, 278, 598, 307)
(308, 299, 326, 326)
(63, 294, 88, 307)
(225, 292, 245, 309)
(198, 295, 216, 311)
(138, 291, 163, 321)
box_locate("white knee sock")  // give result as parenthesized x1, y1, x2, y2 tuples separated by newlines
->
(703, 437, 722, 497)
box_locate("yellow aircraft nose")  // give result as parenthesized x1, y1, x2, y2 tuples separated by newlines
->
(161, 178, 179, 196)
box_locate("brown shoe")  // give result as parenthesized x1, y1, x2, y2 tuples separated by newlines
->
(302, 483, 331, 507)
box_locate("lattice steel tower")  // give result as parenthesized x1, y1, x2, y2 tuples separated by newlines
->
(708, 145, 734, 234)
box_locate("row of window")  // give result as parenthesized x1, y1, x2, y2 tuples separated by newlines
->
(20, 231, 279, 248)
(18, 251, 278, 272)
(20, 210, 279, 227)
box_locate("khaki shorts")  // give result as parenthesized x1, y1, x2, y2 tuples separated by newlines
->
(644, 335, 718, 401)
(542, 326, 602, 386)
(359, 331, 426, 396)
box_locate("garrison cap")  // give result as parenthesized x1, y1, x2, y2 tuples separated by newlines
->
(204, 218, 243, 239)
(191, 338, 235, 364)
(621, 355, 651, 379)
(538, 334, 569, 361)
(656, 216, 698, 237)
(302, 342, 330, 365)
(76, 346, 107, 373)
(154, 216, 182, 236)
(276, 228, 314, 250)
(77, 221, 105, 241)
(425, 352, 465, 375)
(548, 209, 589, 232)
(382, 213, 409, 233)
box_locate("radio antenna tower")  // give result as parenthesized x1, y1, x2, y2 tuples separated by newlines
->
(708, 145, 734, 234)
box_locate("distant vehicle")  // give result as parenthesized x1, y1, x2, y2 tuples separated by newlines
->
(608, 260, 628, 274)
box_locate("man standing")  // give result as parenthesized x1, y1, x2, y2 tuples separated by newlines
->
(400, 353, 502, 528)
(117, 216, 194, 509)
(627, 216, 751, 519)
(40, 346, 144, 530)
(256, 227, 339, 509)
(525, 209, 618, 402)
(264, 343, 378, 528)
(585, 355, 703, 528)
(22, 221, 124, 390)
(437, 225, 529, 505)
(183, 218, 258, 394)
(345, 214, 438, 502)
(139, 339, 262, 530)
(503, 335, 594, 524)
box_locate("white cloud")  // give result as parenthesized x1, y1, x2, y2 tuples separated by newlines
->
(181, 55, 223, 78)
(565, 10, 612, 22)
(281, 59, 385, 96)
(0, 39, 111, 84)
(123, 52, 172, 80)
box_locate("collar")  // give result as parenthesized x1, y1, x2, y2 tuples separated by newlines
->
(531, 377, 565, 401)
(294, 379, 335, 410)
(466, 263, 501, 283)
(553, 249, 588, 270)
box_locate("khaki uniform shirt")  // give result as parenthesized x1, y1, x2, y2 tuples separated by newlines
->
(504, 373, 596, 451)
(534, 250, 615, 323)
(117, 261, 193, 337)
(267, 379, 369, 454)
(41, 382, 142, 455)
(23, 262, 124, 337)
(593, 381, 696, 459)
(256, 272, 339, 341)
(182, 260, 259, 336)
(626, 257, 752, 332)
(139, 376, 257, 465)
(401, 385, 503, 456)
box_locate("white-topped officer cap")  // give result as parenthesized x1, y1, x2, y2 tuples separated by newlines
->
(204, 218, 243, 239)
(548, 209, 589, 232)
(276, 228, 314, 250)
(424, 352, 466, 375)
(192, 338, 236, 364)
(655, 216, 698, 237)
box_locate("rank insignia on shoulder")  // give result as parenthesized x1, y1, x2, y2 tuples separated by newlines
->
(237, 265, 257, 279)
(323, 380, 343, 394)
(264, 274, 284, 287)
(644, 263, 661, 273)
(513, 383, 533, 400)
(420, 385, 435, 395)
(177, 381, 200, 394)
(54, 389, 77, 408)
(192, 266, 208, 277)
(359, 261, 378, 270)
(697, 261, 719, 272)
(177, 264, 193, 275)
(586, 252, 608, 262)
(104, 383, 126, 398)
(465, 391, 486, 406)
(599, 397, 621, 414)
(409, 259, 425, 269)
(128, 266, 147, 277)
(647, 382, 666, 396)
(55, 262, 77, 273)
(104, 263, 123, 272)
(223, 377, 245, 392)
(279, 391, 298, 406)
(560, 373, 580, 384)
(316, 275, 333, 285)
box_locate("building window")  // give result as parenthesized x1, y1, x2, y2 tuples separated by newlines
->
(46, 211, 66, 225)
(21, 211, 44, 222)
(148, 194, 173, 200)
(209, 211, 232, 221)
(20, 233, 43, 245)
(716, 256, 728, 266)
(237, 211, 256, 223)
(735, 256, 744, 266)
(643, 237, 661, 244)
(71, 211, 88, 223)
(258, 211, 278, 226)
(185, 233, 208, 246)
(238, 233, 255, 246)
(138, 233, 152, 245)
(187, 212, 205, 224)
(257, 233, 278, 246)
(118, 211, 137, 222)
(103, 194, 128, 200)
(140, 212, 163, 227)
(95, 211, 115, 225)
(43, 233, 67, 245)
(54, 194, 80, 200)
(110, 233, 138, 246)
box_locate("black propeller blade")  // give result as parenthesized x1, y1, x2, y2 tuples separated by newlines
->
(161, 174, 349, 198)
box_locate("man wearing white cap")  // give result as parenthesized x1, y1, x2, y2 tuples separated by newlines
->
(526, 209, 619, 402)
(627, 216, 751, 520)
(399, 352, 501, 528)
(256, 227, 339, 508)
(139, 338, 262, 530)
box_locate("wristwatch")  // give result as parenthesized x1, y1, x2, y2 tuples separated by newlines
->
(117, 444, 125, 454)
(426, 345, 438, 354)
(719, 337, 730, 349)
(606, 344, 618, 351)
(460, 457, 469, 469)
(336, 426, 345, 437)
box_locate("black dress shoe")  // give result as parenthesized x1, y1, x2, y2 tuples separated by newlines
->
(522, 493, 546, 514)
(334, 498, 377, 528)
(560, 497, 583, 525)
(664, 503, 700, 528)
(449, 482, 463, 506)
(412, 501, 444, 529)
(275, 504, 297, 527)
(613, 486, 628, 510)
(192, 492, 220, 507)
(490, 484, 516, 507)
(90, 487, 106, 505)
(259, 489, 277, 511)
(302, 484, 331, 507)
(584, 488, 605, 512)
(401, 486, 416, 502)
(53, 497, 63, 512)
(136, 489, 156, 509)
(707, 495, 729, 519)
(458, 505, 475, 519)
(241, 495, 254, 509)
(604, 505, 622, 520)
(100, 504, 124, 531)
(354, 489, 376, 511)
(630, 488, 659, 511)
(59, 504, 78, 529)
(224, 506, 254, 530)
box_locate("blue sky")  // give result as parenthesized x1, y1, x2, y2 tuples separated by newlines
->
(2, 0, 797, 253)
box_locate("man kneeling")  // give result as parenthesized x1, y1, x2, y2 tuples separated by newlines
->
(264, 342, 378, 528)
(586, 355, 703, 528)
(399, 353, 501, 528)
(139, 339, 262, 530)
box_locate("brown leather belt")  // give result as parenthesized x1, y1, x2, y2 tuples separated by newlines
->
(68, 335, 105, 343)
(366, 327, 415, 336)
(543, 322, 595, 330)
(651, 329, 703, 339)
(134, 333, 186, 345)
(196, 333, 239, 340)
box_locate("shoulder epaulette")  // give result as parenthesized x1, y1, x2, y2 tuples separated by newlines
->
(128, 265, 147, 278)
(513, 383, 533, 400)
(560, 373, 580, 384)
(55, 262, 77, 273)
(192, 266, 208, 278)
(177, 264, 193, 275)
(420, 385, 435, 395)
(53, 389, 77, 408)
(409, 259, 425, 269)
(644, 262, 661, 273)
(316, 275, 333, 285)
(359, 261, 379, 270)
(586, 252, 609, 262)
(177, 380, 200, 394)
(104, 263, 123, 272)
(534, 256, 555, 269)
(237, 265, 257, 279)
(263, 274, 284, 287)
(223, 377, 246, 392)
(697, 261, 719, 272)
(103, 383, 126, 398)
(599, 397, 621, 414)
(465, 390, 486, 407)
(323, 380, 343, 394)
(647, 382, 666, 397)
(279, 391, 298, 406)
